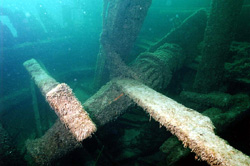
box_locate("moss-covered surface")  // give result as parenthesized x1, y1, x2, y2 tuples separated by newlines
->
(193, 0, 244, 93)
(225, 42, 250, 85)
(2, 2, 250, 166)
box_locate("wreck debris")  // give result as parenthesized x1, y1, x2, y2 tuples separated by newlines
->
(22, 9, 218, 164)
(21, 3, 250, 162)
(23, 58, 59, 96)
(132, 43, 184, 91)
(24, 59, 96, 142)
(24, 59, 250, 165)
(225, 41, 250, 85)
(95, 8, 208, 90)
(30, 81, 43, 137)
(116, 79, 250, 166)
(94, 0, 152, 87)
(101, 0, 152, 59)
(46, 83, 96, 141)
(160, 94, 250, 165)
(25, 81, 133, 165)
(180, 91, 233, 110)
(25, 119, 82, 166)
(83, 81, 133, 127)
(193, 0, 244, 93)
(24, 59, 133, 165)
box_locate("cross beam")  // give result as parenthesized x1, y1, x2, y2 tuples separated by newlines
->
(24, 59, 250, 166)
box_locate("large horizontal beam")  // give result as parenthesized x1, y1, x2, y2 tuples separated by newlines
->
(24, 59, 250, 166)
(116, 79, 250, 166)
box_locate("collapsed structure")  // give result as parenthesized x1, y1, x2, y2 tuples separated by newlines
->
(24, 59, 250, 166)
(23, 9, 207, 165)
(22, 0, 250, 165)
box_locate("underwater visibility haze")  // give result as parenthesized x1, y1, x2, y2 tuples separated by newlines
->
(0, 0, 250, 165)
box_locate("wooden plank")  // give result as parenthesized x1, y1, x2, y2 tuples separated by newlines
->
(23, 59, 96, 141)
(116, 79, 250, 166)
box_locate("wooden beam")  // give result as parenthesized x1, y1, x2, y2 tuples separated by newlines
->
(116, 79, 250, 166)
(23, 59, 96, 142)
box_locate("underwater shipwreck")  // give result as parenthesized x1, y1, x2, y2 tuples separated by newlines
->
(1, 0, 250, 165)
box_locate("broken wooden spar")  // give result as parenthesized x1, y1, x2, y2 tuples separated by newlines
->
(23, 59, 96, 142)
(116, 79, 250, 166)
(24, 59, 133, 165)
(95, 0, 152, 87)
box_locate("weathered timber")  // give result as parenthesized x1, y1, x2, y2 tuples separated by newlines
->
(25, 119, 82, 166)
(193, 0, 244, 93)
(24, 59, 132, 165)
(25, 60, 250, 166)
(131, 43, 184, 91)
(24, 9, 210, 164)
(23, 59, 59, 96)
(24, 59, 96, 142)
(116, 79, 250, 166)
(30, 81, 43, 137)
(160, 94, 250, 166)
(94, 0, 152, 87)
(101, 0, 152, 59)
(180, 91, 233, 109)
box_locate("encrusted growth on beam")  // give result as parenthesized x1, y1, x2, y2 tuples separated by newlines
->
(116, 79, 250, 166)
(24, 59, 96, 142)
(25, 120, 82, 165)
(46, 83, 96, 141)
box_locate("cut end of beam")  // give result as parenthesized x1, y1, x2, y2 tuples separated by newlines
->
(46, 83, 96, 141)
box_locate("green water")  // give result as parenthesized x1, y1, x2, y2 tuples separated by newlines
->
(0, 0, 250, 165)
